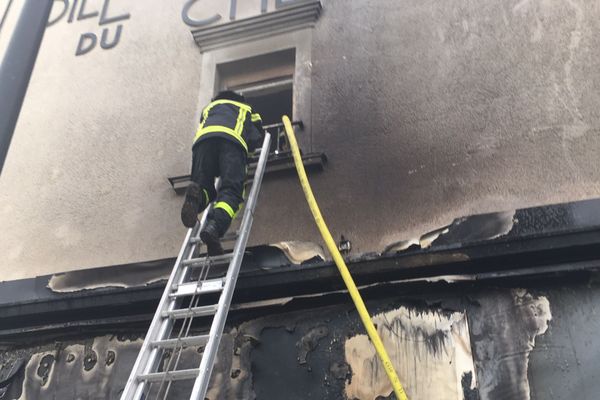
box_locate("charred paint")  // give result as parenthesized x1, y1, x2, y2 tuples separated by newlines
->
(344, 307, 476, 400)
(46, 243, 322, 293)
(462, 372, 481, 400)
(469, 289, 551, 400)
(297, 325, 329, 365)
(0, 285, 574, 400)
(384, 210, 515, 254)
(35, 355, 54, 386)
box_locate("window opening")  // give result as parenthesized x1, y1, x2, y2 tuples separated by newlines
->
(231, 77, 293, 153)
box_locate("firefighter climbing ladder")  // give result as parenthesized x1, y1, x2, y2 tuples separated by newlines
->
(120, 133, 271, 400)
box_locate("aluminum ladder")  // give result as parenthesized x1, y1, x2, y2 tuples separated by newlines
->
(120, 133, 271, 400)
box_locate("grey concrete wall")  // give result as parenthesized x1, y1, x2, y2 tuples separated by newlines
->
(3, 0, 600, 281)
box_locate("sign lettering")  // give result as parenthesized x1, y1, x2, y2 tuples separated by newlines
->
(48, 0, 130, 56)
(181, 0, 304, 27)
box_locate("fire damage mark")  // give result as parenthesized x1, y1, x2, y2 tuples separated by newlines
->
(0, 288, 554, 400)
(35, 354, 54, 386)
(462, 371, 480, 400)
(344, 307, 477, 400)
(383, 227, 449, 253)
(47, 242, 324, 293)
(10, 336, 145, 399)
(47, 259, 173, 293)
(0, 357, 25, 399)
(271, 241, 327, 264)
(432, 210, 516, 246)
(384, 210, 516, 254)
(205, 302, 481, 399)
(297, 325, 329, 365)
(469, 289, 551, 400)
(0, 302, 478, 399)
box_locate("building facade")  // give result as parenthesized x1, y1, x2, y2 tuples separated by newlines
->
(2, 0, 600, 399)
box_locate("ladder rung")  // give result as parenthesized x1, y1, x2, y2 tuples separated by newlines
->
(170, 278, 224, 298)
(122, 134, 271, 400)
(163, 304, 218, 319)
(138, 368, 200, 383)
(152, 334, 209, 349)
(182, 253, 233, 267)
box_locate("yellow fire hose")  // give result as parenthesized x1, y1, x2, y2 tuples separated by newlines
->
(282, 116, 409, 400)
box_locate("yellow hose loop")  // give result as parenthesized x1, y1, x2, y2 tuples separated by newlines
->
(282, 116, 409, 400)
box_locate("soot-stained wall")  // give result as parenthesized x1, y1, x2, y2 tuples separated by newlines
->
(254, 0, 600, 254)
(3, 281, 598, 400)
(2, 0, 600, 280)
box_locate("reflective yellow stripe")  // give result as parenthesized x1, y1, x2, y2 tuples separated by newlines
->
(193, 99, 251, 152)
(251, 113, 262, 122)
(194, 125, 248, 152)
(234, 107, 246, 137)
(195, 125, 236, 141)
(208, 99, 252, 112)
(214, 201, 235, 218)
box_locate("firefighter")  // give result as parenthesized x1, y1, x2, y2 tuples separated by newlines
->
(181, 90, 264, 255)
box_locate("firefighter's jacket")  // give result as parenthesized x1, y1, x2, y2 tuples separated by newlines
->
(193, 99, 263, 153)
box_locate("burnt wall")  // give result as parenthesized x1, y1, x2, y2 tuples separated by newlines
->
(252, 0, 600, 254)
(2, 279, 600, 400)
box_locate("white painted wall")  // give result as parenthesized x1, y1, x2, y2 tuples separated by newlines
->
(4, 0, 600, 283)
(0, 0, 207, 281)
(0, 0, 317, 282)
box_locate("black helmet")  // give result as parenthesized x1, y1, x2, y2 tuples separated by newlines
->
(213, 90, 246, 104)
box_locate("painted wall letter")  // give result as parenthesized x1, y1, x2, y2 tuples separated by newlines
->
(181, 0, 221, 27)
(47, 0, 69, 27)
(99, 0, 130, 26)
(100, 25, 122, 50)
(75, 32, 97, 56)
(78, 0, 99, 21)
(68, 0, 79, 23)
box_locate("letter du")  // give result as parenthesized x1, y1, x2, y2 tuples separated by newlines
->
(75, 25, 123, 56)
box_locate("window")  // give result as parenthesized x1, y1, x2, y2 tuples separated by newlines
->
(169, 24, 325, 193)
(217, 49, 295, 152)
(235, 78, 293, 127)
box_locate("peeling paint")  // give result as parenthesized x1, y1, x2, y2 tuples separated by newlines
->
(47, 242, 322, 293)
(420, 227, 451, 249)
(47, 261, 172, 293)
(384, 210, 516, 254)
(297, 326, 329, 365)
(271, 241, 326, 264)
(17, 336, 144, 399)
(0, 286, 558, 400)
(447, 210, 516, 243)
(469, 289, 551, 400)
(383, 225, 452, 254)
(344, 307, 476, 400)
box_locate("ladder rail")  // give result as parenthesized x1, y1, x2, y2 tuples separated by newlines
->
(135, 203, 216, 400)
(121, 206, 211, 400)
(189, 133, 271, 399)
(122, 134, 270, 400)
(155, 246, 218, 399)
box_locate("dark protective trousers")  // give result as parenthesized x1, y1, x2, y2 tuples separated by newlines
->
(191, 137, 247, 236)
